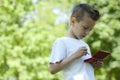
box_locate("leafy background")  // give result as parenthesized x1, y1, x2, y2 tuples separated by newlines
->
(0, 0, 120, 80)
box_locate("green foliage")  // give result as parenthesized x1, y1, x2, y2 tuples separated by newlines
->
(0, 0, 120, 80)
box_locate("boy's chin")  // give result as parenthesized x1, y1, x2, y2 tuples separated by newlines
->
(78, 36, 84, 39)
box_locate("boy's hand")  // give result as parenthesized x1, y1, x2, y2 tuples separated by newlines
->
(73, 46, 88, 59)
(90, 61, 103, 69)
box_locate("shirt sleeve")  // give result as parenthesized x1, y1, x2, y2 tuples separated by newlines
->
(49, 38, 67, 63)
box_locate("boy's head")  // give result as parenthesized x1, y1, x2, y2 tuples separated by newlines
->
(69, 4, 100, 39)
(71, 4, 100, 22)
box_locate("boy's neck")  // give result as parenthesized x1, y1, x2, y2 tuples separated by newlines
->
(66, 27, 79, 40)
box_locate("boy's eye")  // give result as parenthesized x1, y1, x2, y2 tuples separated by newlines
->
(82, 26, 92, 31)
(83, 26, 88, 29)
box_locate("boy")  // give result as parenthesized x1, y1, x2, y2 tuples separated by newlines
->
(49, 4, 103, 80)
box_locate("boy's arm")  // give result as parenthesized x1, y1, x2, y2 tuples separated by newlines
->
(49, 46, 87, 74)
(49, 54, 75, 74)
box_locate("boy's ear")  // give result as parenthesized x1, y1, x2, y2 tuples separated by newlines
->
(70, 17, 76, 26)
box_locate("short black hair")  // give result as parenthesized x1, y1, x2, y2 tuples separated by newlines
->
(71, 4, 100, 22)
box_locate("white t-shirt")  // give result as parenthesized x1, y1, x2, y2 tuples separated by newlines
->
(50, 37, 94, 80)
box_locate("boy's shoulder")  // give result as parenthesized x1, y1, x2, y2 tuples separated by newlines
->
(56, 37, 68, 40)
(54, 37, 68, 43)
(55, 37, 76, 42)
(55, 37, 88, 45)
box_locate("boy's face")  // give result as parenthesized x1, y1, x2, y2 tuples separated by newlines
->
(71, 16, 96, 39)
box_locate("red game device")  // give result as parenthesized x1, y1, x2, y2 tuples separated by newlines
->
(84, 50, 110, 63)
